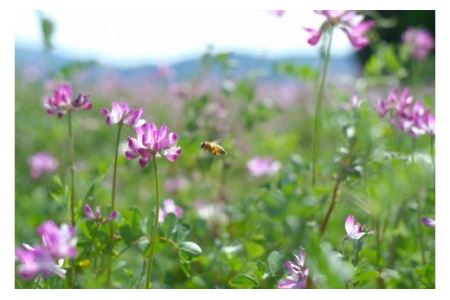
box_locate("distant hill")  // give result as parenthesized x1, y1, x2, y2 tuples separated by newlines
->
(15, 46, 361, 82)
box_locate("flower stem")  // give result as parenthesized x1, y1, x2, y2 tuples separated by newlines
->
(352, 239, 362, 266)
(67, 110, 77, 288)
(416, 193, 427, 265)
(145, 156, 161, 289)
(375, 219, 386, 288)
(312, 29, 333, 187)
(67, 110, 76, 226)
(107, 122, 123, 288)
(319, 177, 341, 237)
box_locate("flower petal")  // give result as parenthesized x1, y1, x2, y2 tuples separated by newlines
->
(83, 204, 96, 220)
(345, 215, 356, 236)
(303, 27, 323, 46)
(163, 146, 181, 162)
(278, 277, 300, 289)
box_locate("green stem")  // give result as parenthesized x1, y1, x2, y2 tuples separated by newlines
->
(67, 110, 76, 288)
(107, 122, 123, 288)
(319, 177, 341, 237)
(375, 219, 386, 288)
(67, 110, 76, 226)
(388, 201, 407, 267)
(312, 29, 333, 187)
(352, 239, 362, 266)
(417, 196, 426, 265)
(145, 156, 161, 289)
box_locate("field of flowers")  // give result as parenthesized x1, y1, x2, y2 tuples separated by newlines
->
(15, 10, 435, 289)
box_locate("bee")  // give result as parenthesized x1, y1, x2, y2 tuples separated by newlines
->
(200, 141, 226, 156)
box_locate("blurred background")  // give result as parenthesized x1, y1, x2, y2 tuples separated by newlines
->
(16, 11, 434, 78)
(15, 10, 435, 288)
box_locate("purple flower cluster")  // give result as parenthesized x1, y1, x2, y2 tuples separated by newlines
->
(159, 199, 183, 223)
(28, 152, 59, 179)
(376, 88, 435, 136)
(402, 27, 434, 60)
(304, 10, 375, 49)
(84, 204, 118, 223)
(44, 83, 92, 118)
(247, 156, 281, 177)
(100, 101, 145, 127)
(278, 248, 309, 289)
(15, 221, 77, 280)
(126, 122, 181, 167)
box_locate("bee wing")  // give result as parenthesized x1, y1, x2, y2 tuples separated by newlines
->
(217, 146, 225, 155)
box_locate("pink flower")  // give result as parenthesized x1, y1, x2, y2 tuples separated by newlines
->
(44, 83, 92, 118)
(100, 101, 145, 127)
(278, 248, 309, 289)
(422, 217, 435, 228)
(125, 122, 181, 167)
(159, 199, 183, 223)
(402, 28, 434, 60)
(15, 220, 76, 280)
(345, 215, 366, 240)
(304, 10, 375, 49)
(38, 221, 77, 259)
(15, 244, 66, 280)
(28, 152, 59, 179)
(377, 88, 435, 137)
(83, 204, 118, 222)
(421, 112, 435, 135)
(247, 156, 281, 177)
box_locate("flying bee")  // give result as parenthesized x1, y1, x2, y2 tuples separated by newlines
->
(200, 141, 226, 156)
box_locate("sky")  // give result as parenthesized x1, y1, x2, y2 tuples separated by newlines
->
(15, 10, 354, 67)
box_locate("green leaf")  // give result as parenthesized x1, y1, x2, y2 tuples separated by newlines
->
(385, 46, 402, 73)
(229, 273, 258, 288)
(364, 55, 382, 76)
(268, 251, 284, 275)
(255, 260, 269, 279)
(119, 207, 144, 245)
(305, 238, 354, 288)
(354, 270, 380, 282)
(178, 241, 202, 257)
(180, 260, 192, 278)
(174, 223, 191, 243)
(160, 213, 178, 239)
(83, 173, 105, 203)
(119, 225, 134, 245)
(79, 221, 92, 239)
(245, 241, 266, 259)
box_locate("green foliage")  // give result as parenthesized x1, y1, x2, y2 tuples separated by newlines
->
(37, 12, 54, 51)
(229, 273, 258, 288)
